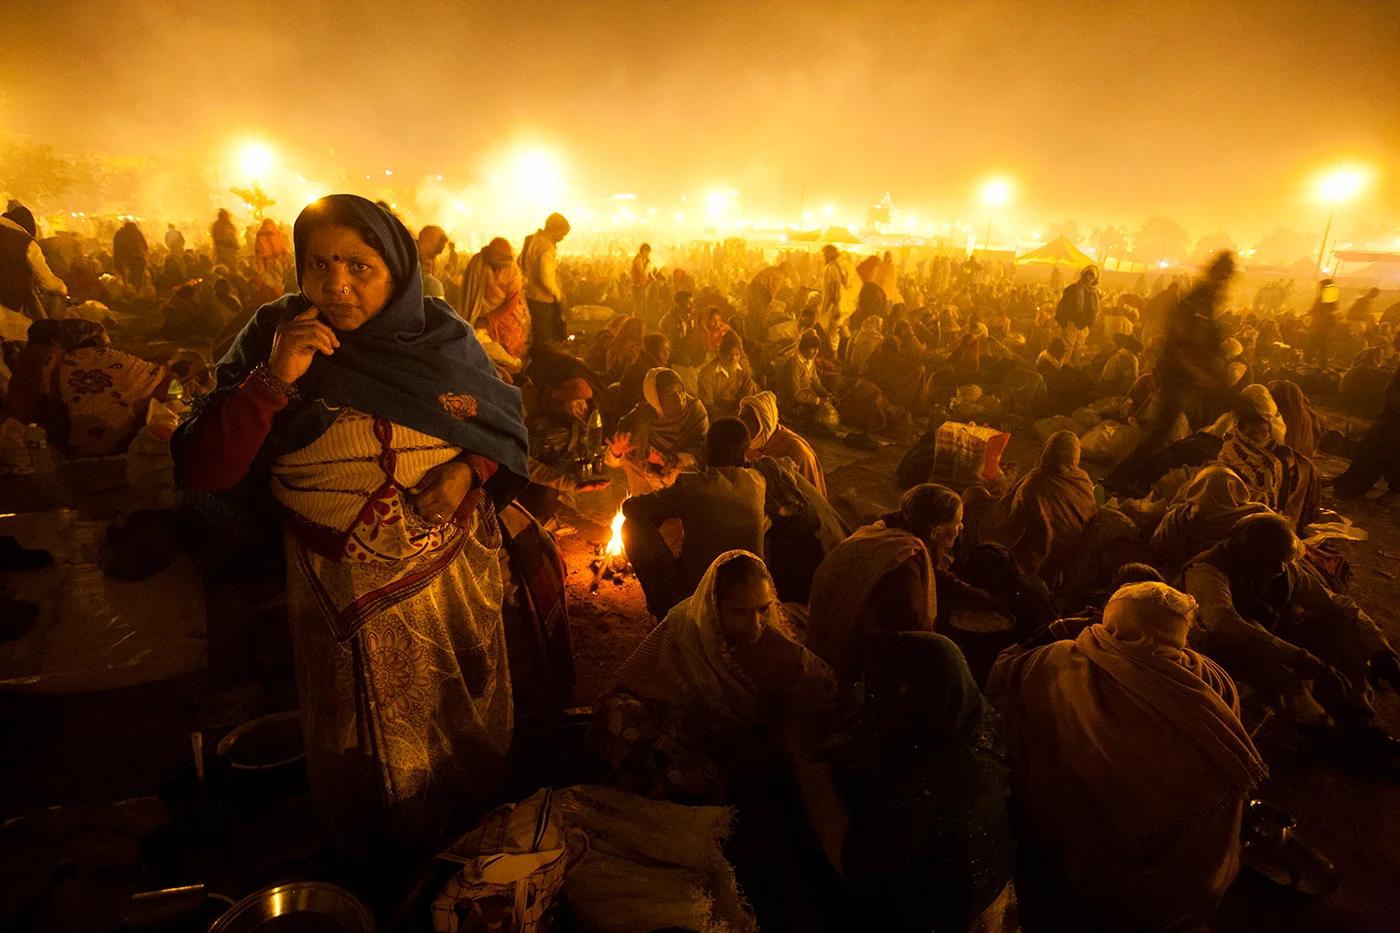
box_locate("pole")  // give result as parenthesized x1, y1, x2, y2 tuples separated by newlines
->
(1313, 207, 1334, 282)
(982, 212, 993, 258)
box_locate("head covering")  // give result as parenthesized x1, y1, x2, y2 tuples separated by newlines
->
(1038, 430, 1082, 474)
(3, 206, 37, 238)
(482, 237, 513, 268)
(1221, 337, 1243, 359)
(805, 521, 938, 678)
(738, 390, 779, 447)
(176, 194, 528, 510)
(986, 583, 1266, 924)
(544, 212, 570, 234)
(1103, 582, 1198, 648)
(634, 367, 708, 459)
(550, 377, 593, 402)
(972, 431, 1096, 584)
(613, 551, 794, 727)
(1239, 383, 1288, 446)
(1151, 465, 1273, 565)
(1267, 379, 1323, 458)
(861, 631, 990, 746)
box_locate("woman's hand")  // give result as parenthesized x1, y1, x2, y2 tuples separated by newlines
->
(268, 307, 340, 384)
(409, 461, 475, 525)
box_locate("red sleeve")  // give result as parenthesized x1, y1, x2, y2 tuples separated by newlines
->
(183, 377, 290, 492)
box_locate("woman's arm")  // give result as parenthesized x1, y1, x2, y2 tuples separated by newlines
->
(181, 375, 290, 492)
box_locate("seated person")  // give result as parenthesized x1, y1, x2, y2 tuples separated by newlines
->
(517, 377, 610, 521)
(603, 315, 646, 385)
(791, 632, 1015, 931)
(591, 551, 836, 803)
(749, 454, 847, 605)
(739, 390, 826, 497)
(1215, 385, 1322, 528)
(657, 290, 694, 363)
(863, 336, 931, 416)
(696, 330, 758, 418)
(804, 484, 959, 685)
(961, 431, 1098, 589)
(1332, 362, 1400, 499)
(610, 333, 671, 426)
(622, 417, 765, 618)
(1268, 379, 1325, 459)
(584, 313, 629, 375)
(1150, 465, 1271, 567)
(4, 318, 171, 457)
(775, 330, 832, 424)
(609, 367, 708, 496)
(1096, 332, 1142, 398)
(1182, 513, 1400, 755)
(987, 583, 1268, 933)
(847, 315, 884, 373)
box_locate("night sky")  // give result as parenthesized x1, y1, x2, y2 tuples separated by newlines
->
(2, 0, 1397, 242)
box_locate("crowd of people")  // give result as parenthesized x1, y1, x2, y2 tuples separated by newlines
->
(2, 191, 1400, 931)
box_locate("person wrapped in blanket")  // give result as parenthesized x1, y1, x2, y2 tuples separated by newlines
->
(961, 431, 1098, 589)
(607, 366, 708, 497)
(786, 632, 1016, 932)
(1181, 513, 1400, 760)
(590, 550, 836, 803)
(3, 317, 171, 457)
(173, 195, 531, 865)
(1210, 384, 1322, 529)
(988, 583, 1268, 933)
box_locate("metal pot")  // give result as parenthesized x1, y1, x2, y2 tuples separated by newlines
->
(208, 881, 374, 933)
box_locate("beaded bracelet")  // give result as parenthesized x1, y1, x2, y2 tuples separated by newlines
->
(251, 362, 298, 398)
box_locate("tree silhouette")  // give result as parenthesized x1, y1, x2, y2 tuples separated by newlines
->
(230, 184, 276, 220)
(1133, 217, 1191, 265)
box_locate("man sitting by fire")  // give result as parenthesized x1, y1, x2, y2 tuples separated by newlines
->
(621, 417, 767, 619)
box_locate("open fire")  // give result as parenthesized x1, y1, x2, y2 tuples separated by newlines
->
(590, 503, 631, 592)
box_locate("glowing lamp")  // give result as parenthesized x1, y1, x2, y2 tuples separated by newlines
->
(980, 177, 1013, 206)
(1314, 166, 1369, 204)
(235, 141, 276, 181)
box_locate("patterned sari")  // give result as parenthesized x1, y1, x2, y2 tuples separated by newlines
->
(270, 408, 512, 859)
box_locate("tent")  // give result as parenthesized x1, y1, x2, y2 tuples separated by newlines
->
(817, 225, 864, 245)
(1015, 235, 1094, 267)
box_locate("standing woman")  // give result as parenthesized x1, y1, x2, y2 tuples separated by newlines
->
(174, 196, 529, 862)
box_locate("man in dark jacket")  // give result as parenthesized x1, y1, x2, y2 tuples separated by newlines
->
(1055, 265, 1099, 362)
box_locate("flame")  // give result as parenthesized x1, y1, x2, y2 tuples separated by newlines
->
(604, 506, 626, 558)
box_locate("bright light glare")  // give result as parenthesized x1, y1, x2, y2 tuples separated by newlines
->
(822, 204, 834, 218)
(513, 149, 566, 206)
(235, 141, 276, 180)
(980, 177, 1014, 206)
(1314, 165, 1370, 204)
(706, 190, 730, 219)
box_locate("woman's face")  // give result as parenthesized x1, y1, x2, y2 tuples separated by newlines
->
(301, 225, 394, 331)
(930, 506, 964, 563)
(717, 576, 772, 647)
(659, 385, 685, 416)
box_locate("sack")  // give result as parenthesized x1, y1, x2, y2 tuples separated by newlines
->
(1032, 415, 1081, 442)
(432, 788, 570, 933)
(930, 422, 1010, 487)
(1079, 421, 1142, 463)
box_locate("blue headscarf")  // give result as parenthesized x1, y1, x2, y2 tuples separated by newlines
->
(174, 195, 528, 516)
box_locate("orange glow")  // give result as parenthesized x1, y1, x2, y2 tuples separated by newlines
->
(604, 506, 625, 558)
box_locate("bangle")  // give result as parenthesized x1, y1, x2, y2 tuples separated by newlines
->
(251, 362, 298, 398)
